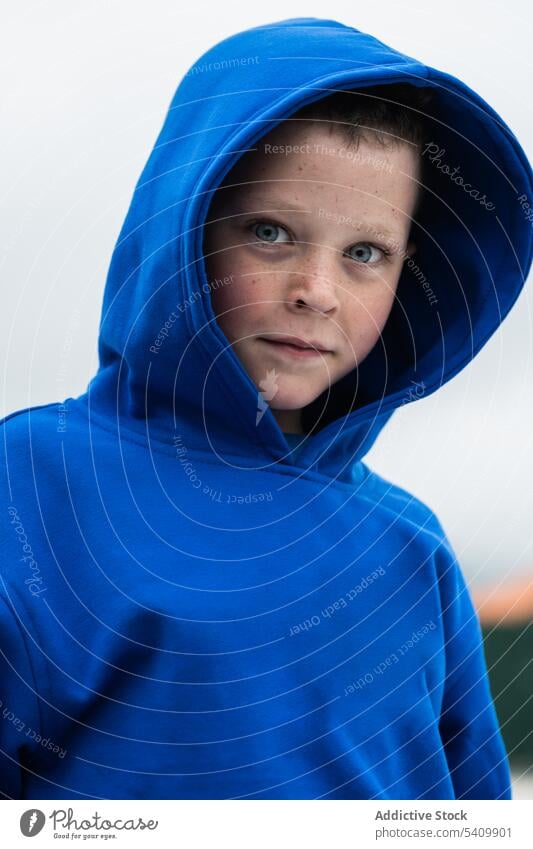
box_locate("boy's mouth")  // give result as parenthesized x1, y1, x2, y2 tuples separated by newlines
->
(258, 335, 332, 359)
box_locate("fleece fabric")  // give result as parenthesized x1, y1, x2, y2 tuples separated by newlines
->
(1, 16, 532, 800)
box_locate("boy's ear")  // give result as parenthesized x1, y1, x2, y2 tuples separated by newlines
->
(405, 240, 416, 258)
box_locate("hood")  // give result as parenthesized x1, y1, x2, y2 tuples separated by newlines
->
(85, 16, 533, 481)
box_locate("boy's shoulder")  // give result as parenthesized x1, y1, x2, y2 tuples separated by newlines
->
(361, 465, 464, 600)
(0, 400, 85, 597)
(0, 400, 80, 509)
(0, 396, 90, 444)
(1, 399, 67, 428)
(361, 462, 449, 547)
(0, 400, 67, 458)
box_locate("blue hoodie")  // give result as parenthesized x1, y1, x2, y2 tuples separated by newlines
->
(1, 17, 532, 801)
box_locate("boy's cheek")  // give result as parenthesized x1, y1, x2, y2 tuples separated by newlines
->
(210, 293, 267, 343)
(211, 276, 270, 316)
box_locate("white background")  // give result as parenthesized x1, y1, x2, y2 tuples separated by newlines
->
(1, 0, 532, 587)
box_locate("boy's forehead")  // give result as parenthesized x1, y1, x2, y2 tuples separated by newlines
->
(214, 125, 419, 224)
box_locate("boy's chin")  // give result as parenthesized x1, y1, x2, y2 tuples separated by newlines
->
(266, 385, 330, 413)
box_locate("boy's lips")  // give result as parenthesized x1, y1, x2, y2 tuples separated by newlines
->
(258, 335, 333, 359)
(259, 334, 333, 352)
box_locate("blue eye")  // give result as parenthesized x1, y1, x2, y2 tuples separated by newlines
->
(252, 221, 291, 243)
(346, 242, 385, 264)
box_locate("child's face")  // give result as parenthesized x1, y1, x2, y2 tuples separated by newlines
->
(202, 123, 419, 433)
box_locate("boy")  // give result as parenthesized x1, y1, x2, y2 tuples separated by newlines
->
(202, 84, 422, 438)
(1, 17, 531, 800)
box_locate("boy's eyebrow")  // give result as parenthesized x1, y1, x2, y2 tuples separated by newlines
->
(230, 195, 403, 240)
(226, 195, 312, 213)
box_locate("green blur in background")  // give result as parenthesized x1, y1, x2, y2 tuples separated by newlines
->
(482, 624, 533, 768)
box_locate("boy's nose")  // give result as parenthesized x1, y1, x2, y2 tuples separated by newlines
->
(285, 248, 340, 315)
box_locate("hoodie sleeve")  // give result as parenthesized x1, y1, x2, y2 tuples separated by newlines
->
(0, 592, 42, 799)
(436, 533, 512, 800)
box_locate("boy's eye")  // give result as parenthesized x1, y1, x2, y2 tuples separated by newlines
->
(345, 242, 385, 264)
(248, 221, 389, 265)
(251, 221, 291, 244)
